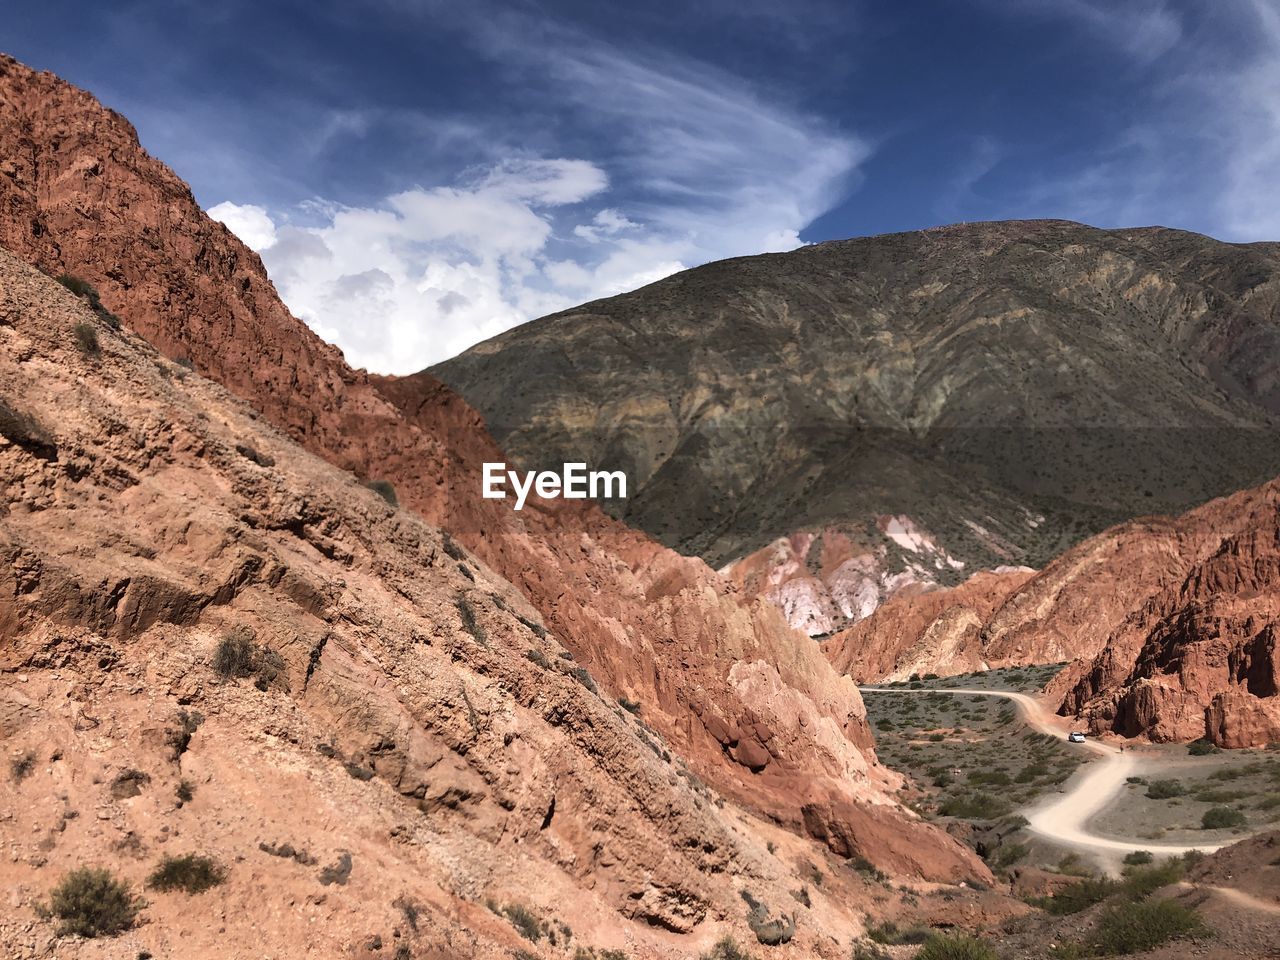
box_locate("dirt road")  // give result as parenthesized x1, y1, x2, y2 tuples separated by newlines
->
(859, 686, 1227, 867)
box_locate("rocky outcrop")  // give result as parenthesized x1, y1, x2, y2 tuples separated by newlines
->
(823, 568, 1034, 682)
(722, 519, 967, 637)
(0, 53, 986, 884)
(1053, 482, 1280, 747)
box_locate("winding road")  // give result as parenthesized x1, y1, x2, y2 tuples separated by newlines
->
(858, 686, 1228, 867)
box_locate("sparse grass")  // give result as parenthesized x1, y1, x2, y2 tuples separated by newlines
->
(147, 853, 226, 894)
(571, 665, 599, 695)
(56, 274, 121, 328)
(165, 709, 203, 759)
(499, 902, 543, 942)
(213, 627, 258, 678)
(866, 920, 931, 945)
(46, 867, 143, 937)
(0, 398, 57, 459)
(916, 934, 997, 960)
(234, 442, 275, 467)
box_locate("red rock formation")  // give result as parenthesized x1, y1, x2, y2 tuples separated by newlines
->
(1053, 482, 1280, 747)
(823, 568, 1034, 682)
(0, 53, 986, 881)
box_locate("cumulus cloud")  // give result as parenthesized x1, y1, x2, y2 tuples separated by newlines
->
(209, 201, 277, 250)
(209, 22, 868, 374)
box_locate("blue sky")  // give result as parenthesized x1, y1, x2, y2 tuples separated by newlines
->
(6, 0, 1280, 372)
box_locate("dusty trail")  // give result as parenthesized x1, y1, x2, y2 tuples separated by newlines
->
(859, 686, 1227, 864)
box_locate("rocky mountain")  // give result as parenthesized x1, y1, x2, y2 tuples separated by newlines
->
(0, 53, 992, 955)
(433, 218, 1280, 633)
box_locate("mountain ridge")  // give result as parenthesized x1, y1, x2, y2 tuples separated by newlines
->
(432, 217, 1280, 633)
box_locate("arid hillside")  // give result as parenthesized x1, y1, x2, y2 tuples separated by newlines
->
(0, 248, 1007, 958)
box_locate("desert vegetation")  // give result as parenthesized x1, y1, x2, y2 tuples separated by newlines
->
(44, 867, 143, 937)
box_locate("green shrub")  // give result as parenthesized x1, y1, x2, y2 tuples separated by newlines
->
(526, 648, 550, 668)
(699, 937, 753, 960)
(916, 934, 997, 960)
(10, 751, 36, 783)
(1034, 877, 1118, 915)
(500, 902, 543, 942)
(73, 322, 101, 357)
(1085, 898, 1206, 955)
(0, 398, 57, 459)
(618, 698, 641, 715)
(455, 597, 487, 646)
(147, 854, 226, 894)
(939, 792, 1010, 819)
(213, 627, 258, 678)
(175, 779, 195, 803)
(1201, 806, 1246, 829)
(1144, 779, 1184, 799)
(1122, 850, 1153, 866)
(46, 867, 143, 937)
(991, 841, 1029, 869)
(363, 478, 398, 507)
(1187, 740, 1218, 756)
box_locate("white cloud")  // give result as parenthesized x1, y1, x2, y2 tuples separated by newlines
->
(208, 201, 278, 250)
(1215, 0, 1280, 239)
(1003, 0, 1182, 63)
(210, 24, 868, 374)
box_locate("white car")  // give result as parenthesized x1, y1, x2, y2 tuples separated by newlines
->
(1068, 731, 1087, 743)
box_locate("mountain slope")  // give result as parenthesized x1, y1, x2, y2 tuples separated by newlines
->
(2, 248, 914, 954)
(432, 220, 1280, 624)
(0, 52, 985, 888)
